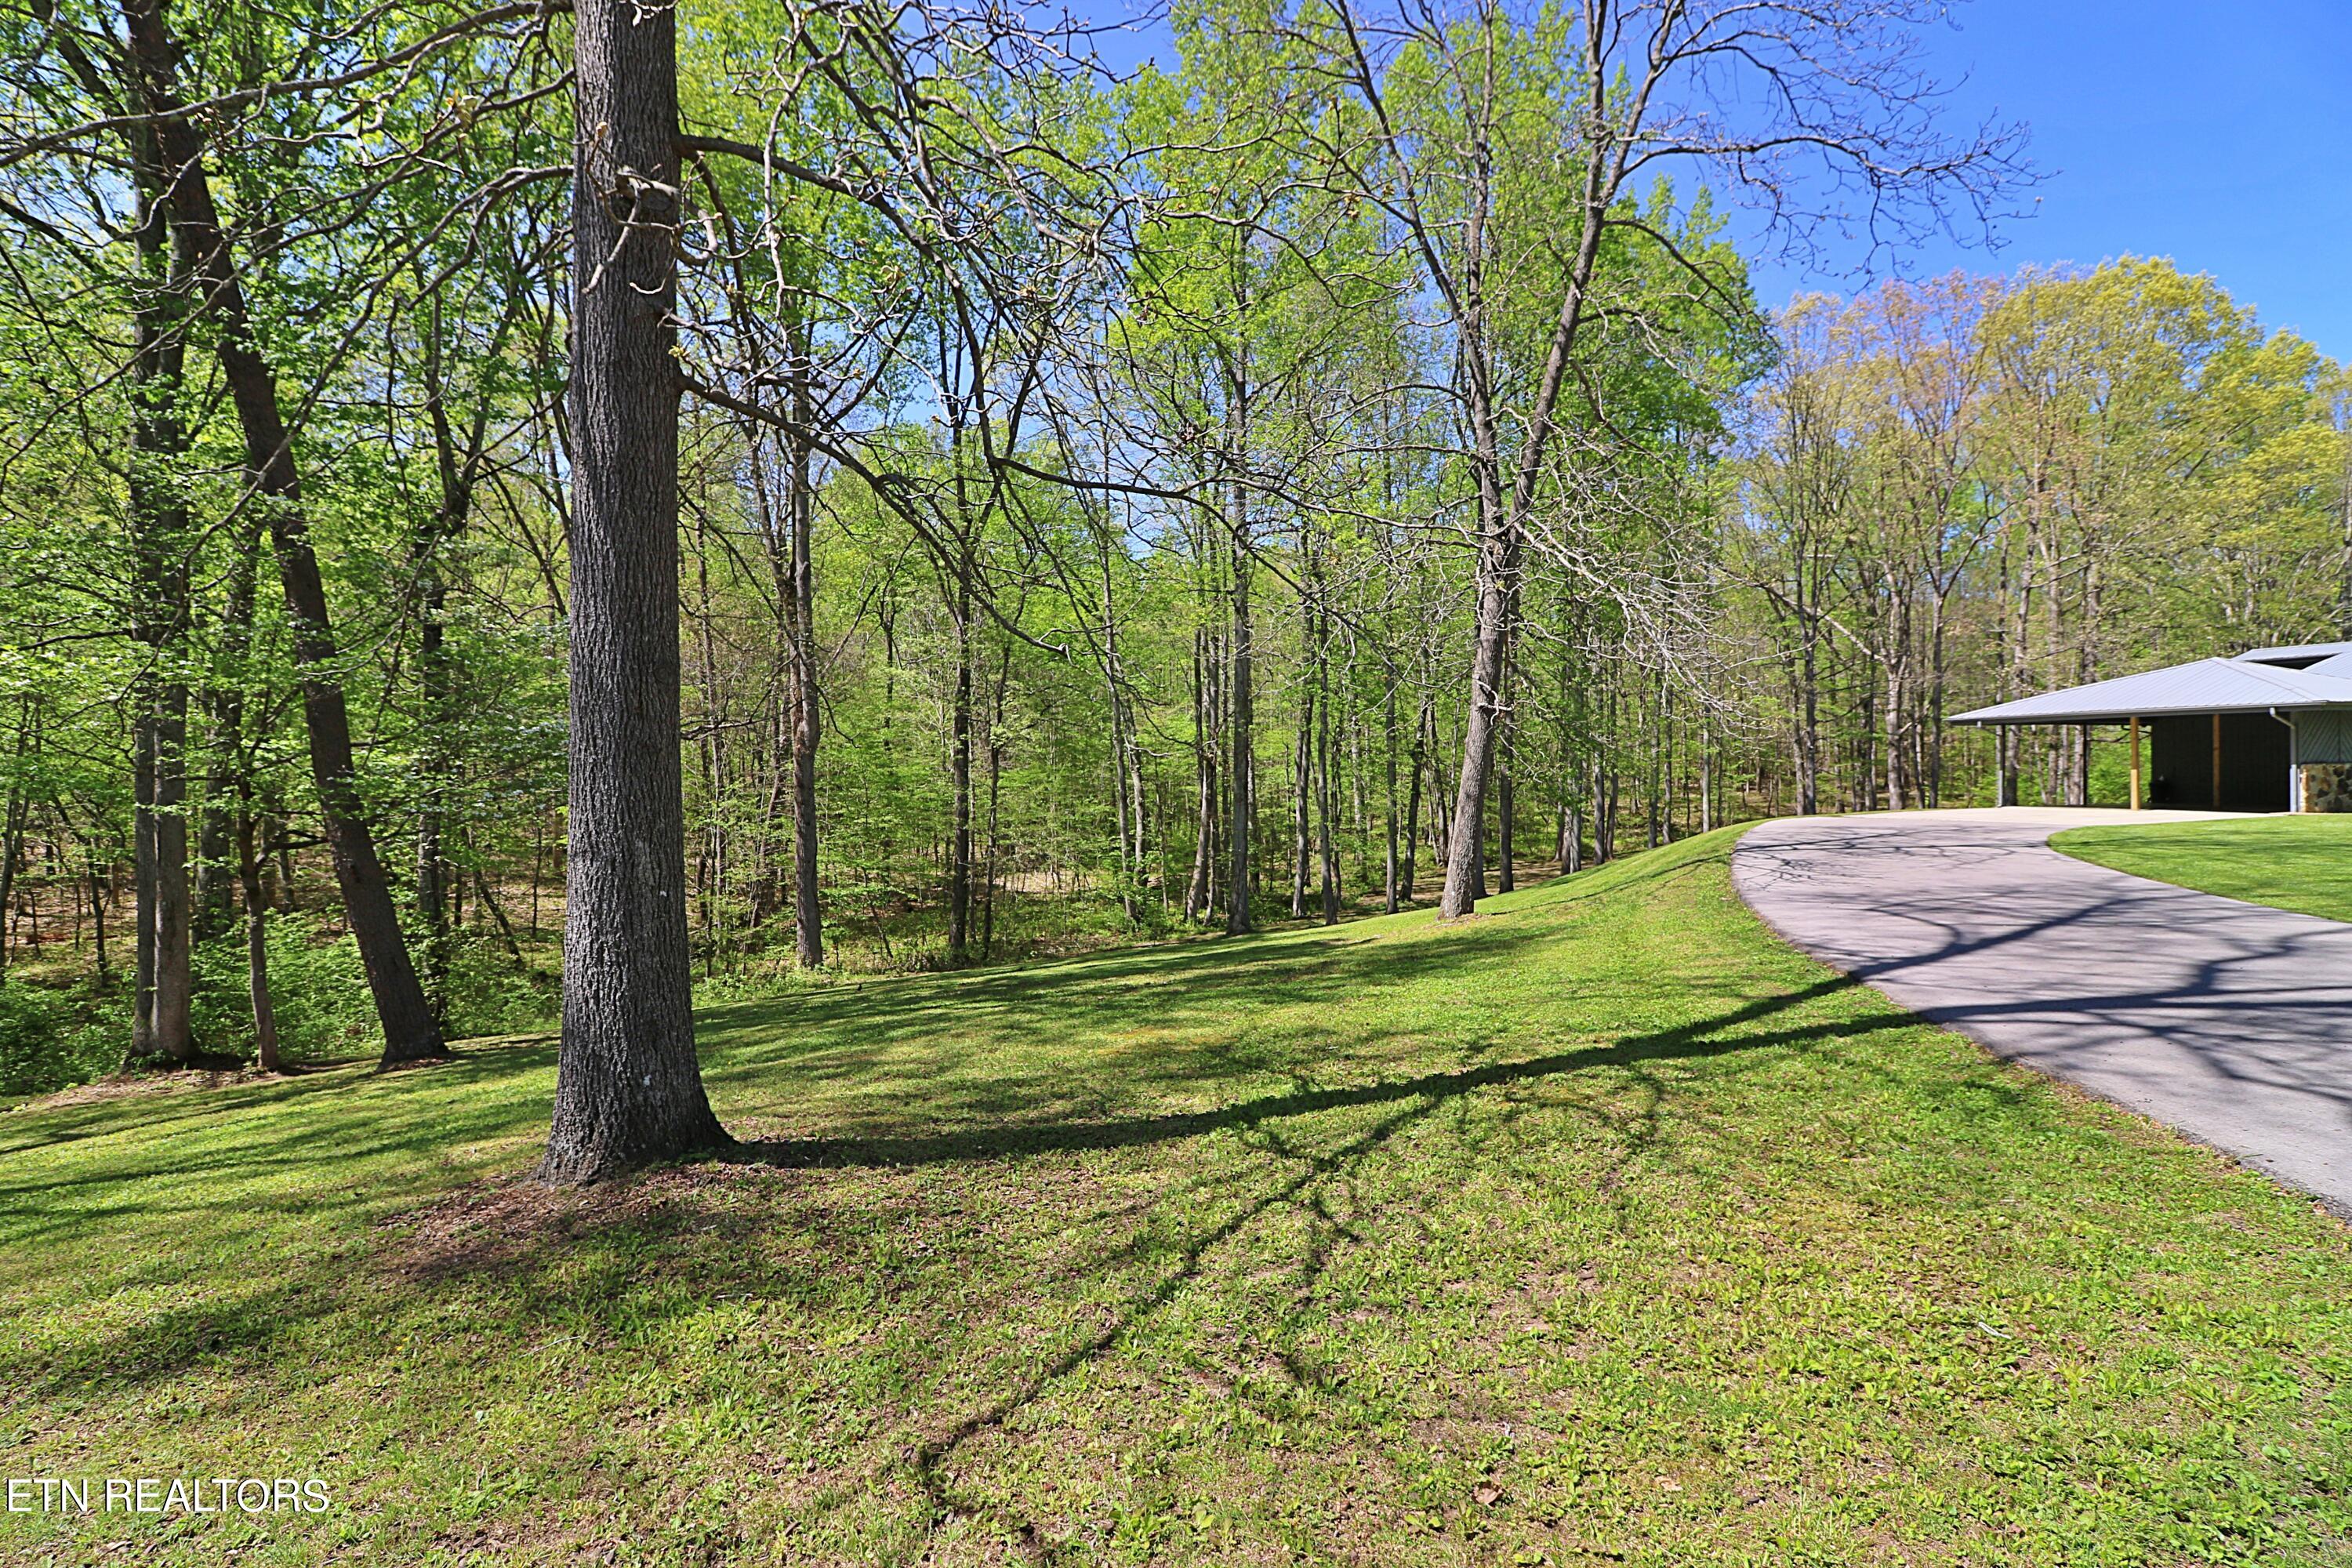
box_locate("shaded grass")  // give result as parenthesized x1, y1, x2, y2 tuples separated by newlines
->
(3, 826, 2350, 1566)
(2055, 814, 2352, 924)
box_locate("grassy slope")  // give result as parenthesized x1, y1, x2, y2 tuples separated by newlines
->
(4, 828, 2350, 1567)
(2055, 815, 2352, 924)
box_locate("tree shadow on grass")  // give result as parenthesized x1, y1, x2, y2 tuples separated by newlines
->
(692, 846, 1726, 1055)
(0, 1043, 561, 1214)
(788, 968, 1921, 1553)
(719, 973, 1884, 1171)
(6, 839, 1909, 1429)
(0, 840, 1827, 1272)
(3, 840, 1730, 1179)
(4, 964, 1907, 1413)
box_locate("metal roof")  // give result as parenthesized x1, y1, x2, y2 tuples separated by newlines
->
(2235, 641, 2352, 664)
(1951, 653, 2352, 724)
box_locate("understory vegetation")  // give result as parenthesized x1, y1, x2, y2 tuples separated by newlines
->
(5, 828, 2349, 1566)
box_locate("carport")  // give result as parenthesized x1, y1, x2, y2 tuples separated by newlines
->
(1951, 642, 2352, 813)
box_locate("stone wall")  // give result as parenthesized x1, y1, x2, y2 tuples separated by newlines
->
(2299, 762, 2352, 814)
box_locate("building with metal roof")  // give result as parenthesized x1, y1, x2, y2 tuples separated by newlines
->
(1951, 644, 2352, 813)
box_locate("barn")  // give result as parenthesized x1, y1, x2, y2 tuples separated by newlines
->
(1951, 643, 2352, 813)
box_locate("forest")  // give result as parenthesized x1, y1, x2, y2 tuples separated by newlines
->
(0, 0, 2345, 1126)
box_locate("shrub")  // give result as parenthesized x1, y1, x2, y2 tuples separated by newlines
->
(191, 913, 379, 1063)
(0, 982, 119, 1101)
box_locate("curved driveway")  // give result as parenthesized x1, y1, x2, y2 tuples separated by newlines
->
(1733, 808, 2352, 1215)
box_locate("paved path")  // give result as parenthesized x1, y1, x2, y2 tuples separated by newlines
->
(1733, 808, 2352, 1215)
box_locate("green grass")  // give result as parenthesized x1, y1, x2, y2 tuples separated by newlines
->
(2054, 814, 2352, 924)
(5, 826, 2350, 1566)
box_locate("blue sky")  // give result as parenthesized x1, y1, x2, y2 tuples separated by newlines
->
(1075, 0, 2351, 361)
(1736, 0, 2351, 360)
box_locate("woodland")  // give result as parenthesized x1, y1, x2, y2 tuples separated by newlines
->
(12, 3, 2352, 1559)
(0, 0, 2346, 1168)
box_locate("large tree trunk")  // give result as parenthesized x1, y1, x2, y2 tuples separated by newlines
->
(1437, 121, 1613, 917)
(120, 0, 443, 1067)
(538, 0, 728, 1181)
(1440, 550, 1510, 916)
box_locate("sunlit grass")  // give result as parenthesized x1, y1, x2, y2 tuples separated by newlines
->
(4, 826, 2349, 1565)
(2055, 814, 2352, 925)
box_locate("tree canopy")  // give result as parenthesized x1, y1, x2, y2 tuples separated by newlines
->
(0, 0, 2342, 1178)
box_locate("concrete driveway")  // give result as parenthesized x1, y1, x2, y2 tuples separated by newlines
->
(1733, 808, 2352, 1215)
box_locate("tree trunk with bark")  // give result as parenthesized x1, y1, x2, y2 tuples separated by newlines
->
(414, 552, 455, 1024)
(946, 564, 975, 965)
(0, 725, 26, 989)
(746, 406, 824, 969)
(1317, 648, 1338, 926)
(1440, 544, 1511, 916)
(1185, 626, 1218, 922)
(1495, 644, 1515, 894)
(237, 806, 278, 1073)
(785, 408, 824, 970)
(1225, 486, 1254, 935)
(1401, 690, 1428, 901)
(1289, 685, 1312, 919)
(119, 0, 443, 1067)
(538, 0, 728, 1181)
(1381, 677, 1399, 913)
(114, 86, 194, 1063)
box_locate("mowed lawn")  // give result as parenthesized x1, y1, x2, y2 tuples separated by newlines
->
(5, 829, 2351, 1566)
(2056, 813, 2352, 924)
